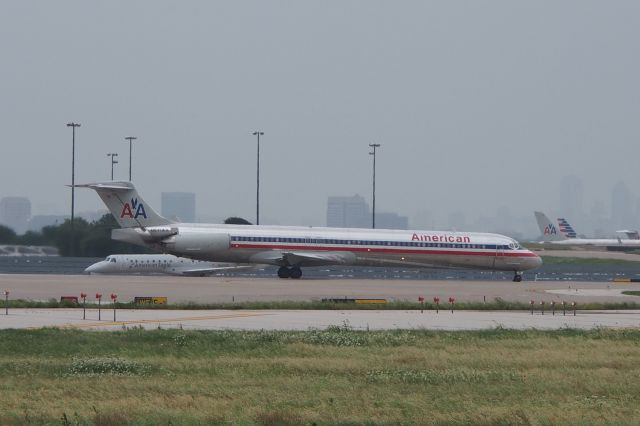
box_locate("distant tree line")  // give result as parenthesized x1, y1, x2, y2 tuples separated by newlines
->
(224, 217, 252, 225)
(0, 215, 252, 257)
(0, 214, 150, 257)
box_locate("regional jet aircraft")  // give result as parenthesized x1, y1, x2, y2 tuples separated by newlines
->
(85, 254, 248, 276)
(534, 211, 640, 246)
(78, 182, 541, 281)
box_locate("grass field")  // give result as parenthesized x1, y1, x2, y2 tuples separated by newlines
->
(1, 328, 639, 425)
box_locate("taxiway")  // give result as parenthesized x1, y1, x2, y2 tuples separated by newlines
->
(1, 274, 639, 304)
(1, 274, 639, 330)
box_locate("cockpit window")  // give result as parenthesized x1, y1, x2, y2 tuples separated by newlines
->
(508, 240, 522, 250)
(110, 258, 117, 263)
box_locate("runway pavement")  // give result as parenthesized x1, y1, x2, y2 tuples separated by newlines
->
(0, 274, 639, 330)
(1, 308, 639, 331)
(1, 274, 640, 304)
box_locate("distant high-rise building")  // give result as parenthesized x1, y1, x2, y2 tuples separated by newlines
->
(611, 181, 633, 229)
(0, 197, 31, 234)
(376, 212, 409, 230)
(326, 195, 370, 228)
(559, 175, 584, 227)
(161, 192, 196, 223)
(447, 211, 466, 231)
(411, 209, 436, 230)
(589, 200, 609, 238)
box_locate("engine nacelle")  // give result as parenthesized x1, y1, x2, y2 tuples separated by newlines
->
(163, 232, 230, 256)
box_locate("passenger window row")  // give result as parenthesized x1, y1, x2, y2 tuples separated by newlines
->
(231, 236, 512, 250)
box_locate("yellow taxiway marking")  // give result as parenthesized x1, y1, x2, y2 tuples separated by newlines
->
(28, 311, 270, 330)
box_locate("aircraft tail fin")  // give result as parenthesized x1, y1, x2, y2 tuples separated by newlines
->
(557, 218, 578, 239)
(534, 211, 566, 241)
(75, 181, 173, 228)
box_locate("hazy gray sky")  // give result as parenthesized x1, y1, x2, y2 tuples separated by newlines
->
(1, 1, 639, 235)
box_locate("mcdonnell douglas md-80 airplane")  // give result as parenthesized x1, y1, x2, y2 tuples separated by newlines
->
(78, 182, 541, 281)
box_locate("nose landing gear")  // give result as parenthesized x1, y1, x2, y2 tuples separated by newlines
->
(513, 272, 523, 282)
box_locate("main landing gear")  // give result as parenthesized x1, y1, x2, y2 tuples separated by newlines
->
(278, 266, 302, 279)
(513, 272, 523, 282)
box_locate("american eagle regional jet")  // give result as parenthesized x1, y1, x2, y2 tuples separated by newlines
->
(78, 182, 542, 282)
(85, 254, 250, 276)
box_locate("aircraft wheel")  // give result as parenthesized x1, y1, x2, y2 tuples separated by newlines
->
(290, 267, 302, 279)
(277, 266, 291, 279)
(513, 273, 523, 283)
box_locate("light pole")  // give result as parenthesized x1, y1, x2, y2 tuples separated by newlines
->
(369, 143, 380, 229)
(67, 122, 80, 256)
(252, 131, 264, 225)
(125, 136, 137, 181)
(107, 153, 118, 180)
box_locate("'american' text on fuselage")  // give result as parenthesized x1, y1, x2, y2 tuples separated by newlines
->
(411, 233, 471, 243)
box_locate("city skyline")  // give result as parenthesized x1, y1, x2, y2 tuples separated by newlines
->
(3, 174, 640, 241)
(327, 195, 408, 230)
(1, 2, 638, 237)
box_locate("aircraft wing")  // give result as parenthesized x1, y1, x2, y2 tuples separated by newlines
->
(171, 265, 253, 277)
(249, 250, 468, 269)
(249, 251, 357, 267)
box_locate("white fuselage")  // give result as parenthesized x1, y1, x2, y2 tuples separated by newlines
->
(543, 238, 640, 246)
(114, 224, 542, 272)
(85, 254, 241, 276)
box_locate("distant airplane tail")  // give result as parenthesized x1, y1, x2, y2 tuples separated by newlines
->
(556, 218, 578, 239)
(75, 181, 173, 228)
(617, 230, 640, 240)
(534, 211, 566, 241)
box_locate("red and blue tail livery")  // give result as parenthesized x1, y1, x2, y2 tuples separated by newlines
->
(557, 218, 577, 239)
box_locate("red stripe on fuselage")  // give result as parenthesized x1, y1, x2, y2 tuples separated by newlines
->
(230, 243, 538, 258)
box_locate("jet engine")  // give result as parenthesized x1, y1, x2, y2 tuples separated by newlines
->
(161, 232, 230, 257)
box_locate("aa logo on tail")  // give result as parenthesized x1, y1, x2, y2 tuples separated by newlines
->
(544, 224, 557, 235)
(120, 198, 147, 219)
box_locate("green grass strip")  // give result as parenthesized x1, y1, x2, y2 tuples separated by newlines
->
(0, 328, 639, 425)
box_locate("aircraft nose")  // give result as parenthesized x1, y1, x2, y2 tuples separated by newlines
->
(528, 252, 543, 269)
(84, 263, 99, 274)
